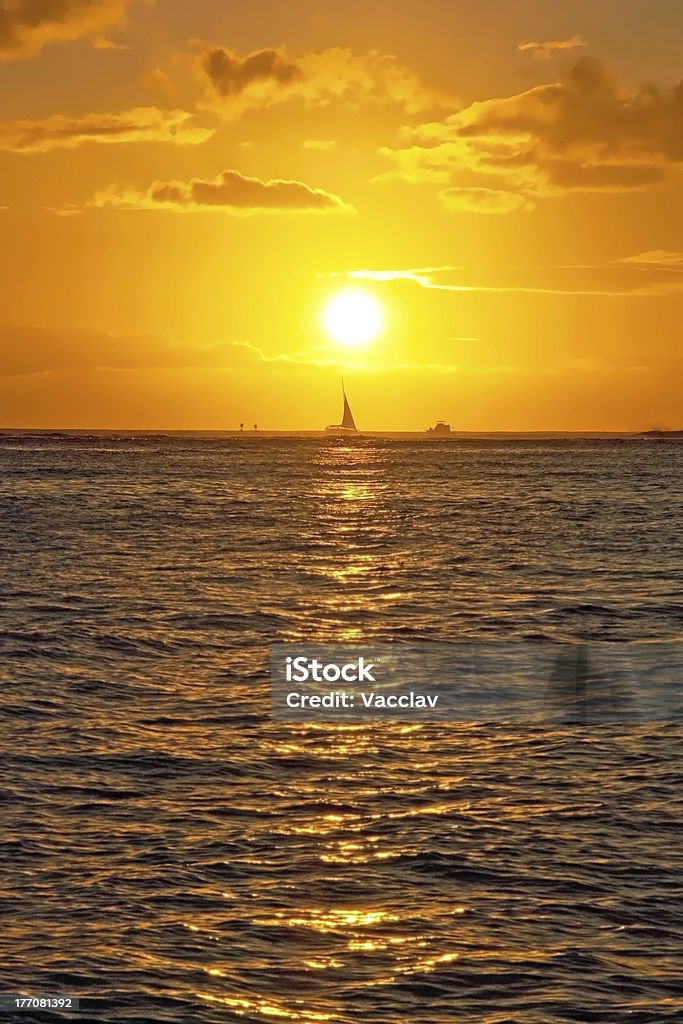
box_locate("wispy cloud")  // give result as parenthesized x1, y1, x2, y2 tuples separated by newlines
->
(439, 186, 533, 214)
(302, 139, 337, 150)
(47, 204, 81, 217)
(140, 66, 176, 96)
(346, 267, 450, 286)
(0, 108, 212, 153)
(0, 325, 667, 390)
(518, 35, 588, 61)
(229, 339, 467, 375)
(615, 250, 683, 269)
(0, 326, 256, 377)
(341, 260, 683, 297)
(0, 326, 465, 379)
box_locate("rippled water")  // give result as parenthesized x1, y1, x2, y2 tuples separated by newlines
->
(1, 433, 682, 1022)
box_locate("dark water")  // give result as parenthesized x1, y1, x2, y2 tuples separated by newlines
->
(1, 434, 682, 1023)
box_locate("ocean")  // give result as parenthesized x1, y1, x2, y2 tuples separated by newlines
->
(1, 433, 682, 1023)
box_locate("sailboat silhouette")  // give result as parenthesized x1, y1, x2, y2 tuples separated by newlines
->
(325, 380, 358, 434)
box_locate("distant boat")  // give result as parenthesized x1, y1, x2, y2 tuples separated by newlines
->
(325, 381, 358, 435)
(638, 429, 683, 439)
(426, 420, 452, 436)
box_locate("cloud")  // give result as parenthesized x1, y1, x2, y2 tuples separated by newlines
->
(438, 186, 533, 214)
(518, 36, 588, 61)
(346, 268, 447, 286)
(348, 265, 613, 296)
(0, 325, 265, 377)
(344, 260, 683, 297)
(302, 139, 336, 150)
(90, 168, 351, 213)
(538, 159, 665, 191)
(616, 250, 683, 269)
(374, 143, 454, 184)
(0, 325, 465, 380)
(140, 66, 175, 96)
(239, 339, 464, 374)
(381, 58, 683, 199)
(0, 0, 144, 60)
(450, 56, 683, 184)
(0, 107, 212, 153)
(202, 45, 302, 97)
(47, 203, 81, 216)
(198, 44, 450, 119)
(91, 33, 127, 50)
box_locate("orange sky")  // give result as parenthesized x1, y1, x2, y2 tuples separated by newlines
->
(1, 0, 682, 430)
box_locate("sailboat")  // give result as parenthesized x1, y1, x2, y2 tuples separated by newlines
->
(325, 380, 358, 435)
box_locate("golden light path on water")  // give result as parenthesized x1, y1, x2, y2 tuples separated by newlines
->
(188, 709, 484, 1019)
(187, 722, 595, 1020)
(2, 433, 682, 1022)
(307, 442, 406, 638)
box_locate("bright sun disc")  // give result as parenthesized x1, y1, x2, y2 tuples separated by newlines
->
(323, 290, 382, 346)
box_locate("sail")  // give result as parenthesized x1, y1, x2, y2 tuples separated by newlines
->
(341, 383, 357, 430)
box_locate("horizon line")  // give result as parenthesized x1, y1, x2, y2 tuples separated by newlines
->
(1, 427, 680, 437)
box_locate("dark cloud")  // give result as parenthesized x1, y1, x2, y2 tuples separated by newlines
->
(456, 57, 683, 187)
(542, 159, 666, 191)
(439, 186, 533, 214)
(0, 108, 212, 152)
(197, 44, 448, 119)
(202, 46, 302, 98)
(92, 168, 350, 213)
(384, 58, 683, 199)
(0, 0, 141, 59)
(458, 58, 683, 160)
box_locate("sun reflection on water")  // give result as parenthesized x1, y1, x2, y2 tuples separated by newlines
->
(197, 992, 332, 1020)
(256, 907, 398, 933)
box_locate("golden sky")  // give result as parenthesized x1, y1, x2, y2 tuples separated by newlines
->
(1, 0, 682, 430)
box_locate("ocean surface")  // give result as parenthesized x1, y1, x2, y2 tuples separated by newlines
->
(1, 433, 682, 1023)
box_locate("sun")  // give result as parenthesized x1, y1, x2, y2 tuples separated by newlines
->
(323, 290, 383, 346)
